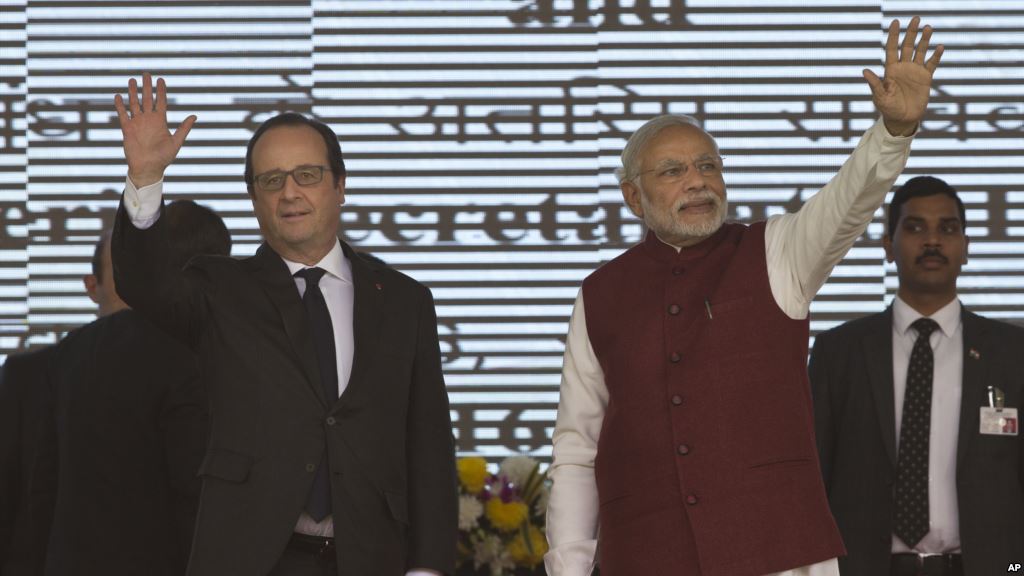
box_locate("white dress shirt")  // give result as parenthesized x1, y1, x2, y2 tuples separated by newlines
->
(545, 118, 915, 576)
(890, 296, 962, 554)
(123, 178, 441, 576)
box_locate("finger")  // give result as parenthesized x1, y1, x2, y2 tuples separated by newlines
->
(914, 25, 933, 65)
(900, 16, 920, 63)
(142, 72, 153, 113)
(862, 69, 884, 96)
(128, 77, 140, 115)
(925, 44, 944, 74)
(114, 94, 129, 126)
(171, 114, 197, 150)
(156, 77, 167, 113)
(884, 19, 899, 66)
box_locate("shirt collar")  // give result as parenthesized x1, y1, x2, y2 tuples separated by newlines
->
(892, 295, 961, 338)
(280, 239, 352, 285)
(641, 225, 731, 263)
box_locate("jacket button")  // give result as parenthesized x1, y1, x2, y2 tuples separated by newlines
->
(677, 444, 690, 455)
(672, 267, 684, 276)
(668, 304, 681, 315)
(686, 494, 698, 505)
(671, 395, 683, 406)
(305, 463, 316, 473)
(326, 416, 337, 426)
(670, 352, 681, 363)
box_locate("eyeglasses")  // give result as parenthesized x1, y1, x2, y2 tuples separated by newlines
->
(633, 156, 724, 184)
(254, 165, 330, 192)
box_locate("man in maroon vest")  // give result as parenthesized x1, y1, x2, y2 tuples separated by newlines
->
(546, 17, 944, 576)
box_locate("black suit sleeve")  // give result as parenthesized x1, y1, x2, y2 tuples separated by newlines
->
(406, 287, 458, 574)
(809, 331, 835, 490)
(111, 200, 210, 348)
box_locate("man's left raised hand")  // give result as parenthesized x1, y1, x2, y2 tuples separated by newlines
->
(864, 16, 944, 136)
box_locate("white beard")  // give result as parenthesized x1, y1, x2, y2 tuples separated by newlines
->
(639, 189, 728, 247)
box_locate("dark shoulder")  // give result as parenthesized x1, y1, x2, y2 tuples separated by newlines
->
(54, 313, 111, 351)
(967, 310, 1024, 343)
(814, 311, 889, 348)
(352, 251, 431, 298)
(186, 253, 240, 273)
(585, 242, 645, 286)
(2, 345, 55, 381)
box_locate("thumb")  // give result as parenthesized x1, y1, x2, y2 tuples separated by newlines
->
(862, 69, 884, 96)
(171, 115, 197, 151)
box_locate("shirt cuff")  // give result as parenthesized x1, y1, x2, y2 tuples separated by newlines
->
(877, 116, 919, 141)
(405, 570, 443, 576)
(123, 176, 164, 230)
(544, 539, 597, 576)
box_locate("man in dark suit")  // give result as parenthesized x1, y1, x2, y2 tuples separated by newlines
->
(109, 73, 457, 576)
(0, 227, 129, 576)
(0, 347, 55, 576)
(810, 176, 1024, 576)
(42, 200, 230, 576)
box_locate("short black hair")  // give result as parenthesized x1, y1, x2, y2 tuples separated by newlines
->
(243, 113, 346, 196)
(91, 232, 110, 278)
(887, 176, 966, 238)
(163, 200, 232, 269)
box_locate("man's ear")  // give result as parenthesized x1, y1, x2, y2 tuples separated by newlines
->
(83, 275, 100, 305)
(962, 234, 969, 265)
(882, 233, 895, 263)
(621, 181, 643, 219)
(336, 174, 346, 206)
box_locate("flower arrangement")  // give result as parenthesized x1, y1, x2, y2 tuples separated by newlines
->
(455, 455, 550, 576)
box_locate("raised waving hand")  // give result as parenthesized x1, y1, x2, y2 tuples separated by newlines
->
(114, 73, 196, 188)
(864, 16, 944, 136)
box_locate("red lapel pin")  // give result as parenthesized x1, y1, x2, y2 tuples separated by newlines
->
(375, 282, 383, 291)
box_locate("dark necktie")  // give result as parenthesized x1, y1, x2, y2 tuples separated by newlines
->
(893, 317, 939, 548)
(295, 267, 338, 521)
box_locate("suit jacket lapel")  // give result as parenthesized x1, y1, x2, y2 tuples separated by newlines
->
(336, 242, 383, 410)
(863, 308, 898, 469)
(250, 243, 327, 409)
(957, 309, 989, 473)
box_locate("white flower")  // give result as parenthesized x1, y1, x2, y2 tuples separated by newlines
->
(499, 455, 538, 488)
(458, 494, 483, 531)
(472, 534, 513, 576)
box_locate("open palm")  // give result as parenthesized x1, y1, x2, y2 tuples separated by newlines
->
(864, 17, 944, 135)
(114, 73, 196, 188)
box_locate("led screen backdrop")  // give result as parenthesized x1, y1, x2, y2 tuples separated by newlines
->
(1, 0, 1022, 459)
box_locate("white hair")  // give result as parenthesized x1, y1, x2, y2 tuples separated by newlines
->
(615, 114, 711, 184)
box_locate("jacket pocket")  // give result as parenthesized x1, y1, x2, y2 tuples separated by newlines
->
(198, 448, 253, 483)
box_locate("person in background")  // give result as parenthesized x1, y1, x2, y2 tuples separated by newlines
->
(41, 200, 230, 576)
(0, 229, 127, 576)
(810, 176, 1024, 576)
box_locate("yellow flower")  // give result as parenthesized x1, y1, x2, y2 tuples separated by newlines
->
(485, 498, 528, 532)
(508, 524, 548, 567)
(457, 457, 489, 493)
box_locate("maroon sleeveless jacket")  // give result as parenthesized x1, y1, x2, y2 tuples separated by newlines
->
(582, 223, 844, 576)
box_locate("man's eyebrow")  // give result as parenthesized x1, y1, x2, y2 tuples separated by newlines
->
(653, 158, 684, 169)
(653, 154, 716, 168)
